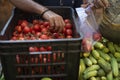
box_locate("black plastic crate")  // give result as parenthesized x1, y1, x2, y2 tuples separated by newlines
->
(0, 6, 82, 80)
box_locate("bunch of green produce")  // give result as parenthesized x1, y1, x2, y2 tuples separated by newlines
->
(0, 74, 5, 80)
(78, 37, 120, 80)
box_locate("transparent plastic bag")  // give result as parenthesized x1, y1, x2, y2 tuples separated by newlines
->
(76, 4, 102, 52)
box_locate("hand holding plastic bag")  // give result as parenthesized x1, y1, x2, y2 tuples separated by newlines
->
(76, 4, 102, 52)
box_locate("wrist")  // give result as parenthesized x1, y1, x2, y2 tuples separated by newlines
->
(40, 9, 50, 18)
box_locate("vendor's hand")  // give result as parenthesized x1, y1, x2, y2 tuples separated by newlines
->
(81, 0, 110, 24)
(42, 10, 65, 32)
(82, 0, 109, 9)
(93, 0, 109, 9)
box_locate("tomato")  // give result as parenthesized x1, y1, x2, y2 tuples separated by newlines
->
(53, 53, 57, 62)
(25, 60, 28, 64)
(46, 46, 52, 51)
(39, 46, 47, 51)
(15, 26, 22, 33)
(39, 54, 42, 63)
(39, 20, 44, 25)
(39, 67, 42, 74)
(65, 23, 72, 29)
(32, 69, 35, 75)
(30, 36, 36, 40)
(43, 21, 50, 27)
(19, 37, 25, 40)
(35, 57, 38, 64)
(43, 57, 47, 63)
(47, 54, 51, 62)
(33, 19, 39, 24)
(33, 24, 41, 32)
(35, 67, 39, 73)
(31, 27, 36, 34)
(93, 32, 102, 41)
(41, 28, 48, 34)
(66, 35, 72, 38)
(82, 38, 92, 52)
(64, 19, 71, 23)
(34, 47, 39, 52)
(29, 47, 35, 52)
(66, 29, 73, 36)
(20, 20, 28, 28)
(18, 33, 24, 37)
(17, 67, 21, 74)
(11, 36, 17, 40)
(62, 28, 67, 35)
(16, 55, 20, 64)
(23, 26, 31, 34)
(31, 57, 35, 63)
(47, 66, 51, 74)
(40, 34, 48, 40)
(53, 33, 59, 38)
(35, 32, 42, 37)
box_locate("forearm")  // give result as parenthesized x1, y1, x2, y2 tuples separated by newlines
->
(9, 0, 48, 14)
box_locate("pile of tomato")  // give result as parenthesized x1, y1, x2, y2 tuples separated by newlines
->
(11, 19, 73, 40)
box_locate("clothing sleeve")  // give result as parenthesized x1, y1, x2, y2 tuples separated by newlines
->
(34, 0, 83, 8)
(74, 0, 83, 8)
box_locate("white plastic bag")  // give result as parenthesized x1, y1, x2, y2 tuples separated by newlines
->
(76, 4, 102, 52)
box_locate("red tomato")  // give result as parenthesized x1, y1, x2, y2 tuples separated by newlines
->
(93, 32, 102, 41)
(66, 29, 73, 36)
(33, 19, 39, 24)
(34, 47, 39, 52)
(66, 35, 72, 38)
(23, 26, 31, 34)
(11, 36, 17, 40)
(33, 24, 41, 32)
(43, 57, 47, 63)
(20, 20, 28, 28)
(62, 27, 66, 35)
(39, 46, 47, 51)
(31, 27, 36, 34)
(15, 26, 22, 33)
(35, 57, 39, 64)
(39, 67, 42, 74)
(19, 37, 24, 40)
(18, 33, 24, 37)
(39, 20, 44, 25)
(17, 67, 21, 74)
(41, 28, 48, 34)
(53, 33, 59, 38)
(31, 57, 35, 63)
(46, 46, 52, 51)
(16, 55, 20, 64)
(35, 32, 42, 37)
(29, 47, 35, 52)
(40, 34, 48, 40)
(65, 23, 72, 29)
(30, 36, 36, 40)
(64, 19, 71, 23)
(43, 21, 50, 27)
(39, 54, 42, 63)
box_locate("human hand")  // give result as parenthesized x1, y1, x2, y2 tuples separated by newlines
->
(82, 0, 109, 9)
(42, 10, 65, 32)
(93, 0, 109, 9)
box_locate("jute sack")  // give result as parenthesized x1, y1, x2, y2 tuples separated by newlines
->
(99, 0, 120, 43)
